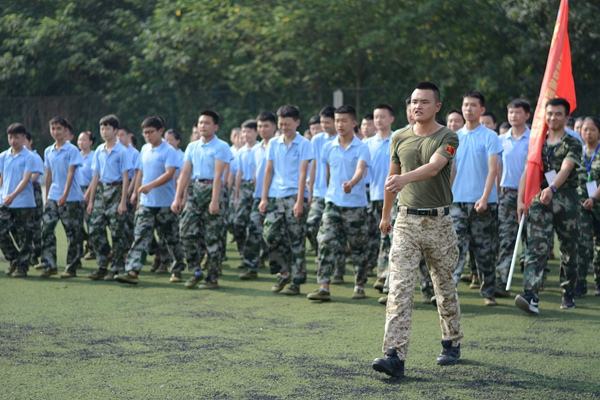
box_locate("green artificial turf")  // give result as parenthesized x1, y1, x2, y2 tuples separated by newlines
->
(0, 228, 599, 400)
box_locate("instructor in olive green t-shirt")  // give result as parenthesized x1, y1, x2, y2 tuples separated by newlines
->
(372, 82, 463, 379)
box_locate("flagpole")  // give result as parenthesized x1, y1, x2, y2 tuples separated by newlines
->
(506, 214, 525, 291)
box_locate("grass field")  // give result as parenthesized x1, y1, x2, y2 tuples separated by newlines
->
(1, 228, 599, 400)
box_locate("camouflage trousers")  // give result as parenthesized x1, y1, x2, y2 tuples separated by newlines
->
(317, 203, 368, 286)
(221, 186, 231, 259)
(0, 206, 34, 272)
(496, 189, 526, 285)
(125, 206, 186, 273)
(451, 202, 498, 298)
(89, 184, 130, 272)
(523, 191, 579, 295)
(232, 181, 255, 255)
(263, 196, 308, 285)
(578, 205, 600, 286)
(306, 197, 325, 252)
(383, 207, 462, 359)
(241, 198, 270, 272)
(80, 185, 96, 256)
(41, 200, 84, 272)
(180, 181, 225, 282)
(366, 200, 382, 271)
(31, 182, 43, 260)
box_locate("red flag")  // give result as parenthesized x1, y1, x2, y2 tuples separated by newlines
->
(523, 0, 576, 208)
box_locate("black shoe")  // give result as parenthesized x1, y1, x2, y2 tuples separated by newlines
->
(560, 294, 575, 310)
(515, 292, 539, 315)
(372, 348, 404, 378)
(436, 340, 460, 366)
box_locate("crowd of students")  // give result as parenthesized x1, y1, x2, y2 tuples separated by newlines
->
(1, 93, 599, 315)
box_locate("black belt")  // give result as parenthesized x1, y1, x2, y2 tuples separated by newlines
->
(405, 207, 449, 216)
(102, 181, 122, 187)
(501, 187, 518, 194)
(195, 179, 213, 183)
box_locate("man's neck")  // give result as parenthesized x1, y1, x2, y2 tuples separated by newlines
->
(338, 133, 353, 147)
(10, 146, 23, 155)
(511, 124, 527, 137)
(105, 138, 117, 149)
(283, 132, 296, 144)
(54, 139, 66, 149)
(377, 128, 392, 139)
(151, 140, 162, 148)
(325, 130, 336, 138)
(465, 120, 480, 131)
(202, 134, 215, 143)
(413, 120, 442, 137)
(547, 128, 565, 142)
(246, 139, 257, 148)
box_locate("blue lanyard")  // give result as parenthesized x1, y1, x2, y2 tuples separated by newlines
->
(584, 143, 600, 181)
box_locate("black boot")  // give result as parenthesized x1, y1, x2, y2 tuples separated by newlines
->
(372, 348, 404, 378)
(436, 340, 460, 366)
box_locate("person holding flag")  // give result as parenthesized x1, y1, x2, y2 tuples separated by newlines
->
(511, 0, 579, 314)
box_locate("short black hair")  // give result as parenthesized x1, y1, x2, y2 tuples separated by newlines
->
(7, 123, 27, 135)
(242, 119, 257, 130)
(405, 96, 411, 106)
(308, 115, 321, 126)
(446, 109, 465, 122)
(165, 129, 181, 141)
(25, 131, 32, 141)
(374, 103, 395, 116)
(256, 111, 277, 125)
(545, 98, 571, 116)
(141, 116, 165, 130)
(99, 114, 120, 129)
(130, 134, 138, 147)
(363, 113, 374, 121)
(319, 106, 335, 119)
(499, 121, 511, 131)
(463, 90, 485, 107)
(583, 116, 600, 132)
(199, 110, 221, 125)
(80, 130, 95, 144)
(277, 105, 301, 120)
(415, 81, 442, 102)
(507, 98, 531, 114)
(50, 116, 73, 130)
(334, 105, 357, 120)
(482, 111, 497, 124)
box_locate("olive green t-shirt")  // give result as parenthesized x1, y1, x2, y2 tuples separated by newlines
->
(390, 125, 459, 208)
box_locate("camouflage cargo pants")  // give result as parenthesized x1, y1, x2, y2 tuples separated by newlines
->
(366, 200, 382, 272)
(496, 189, 525, 285)
(263, 196, 308, 285)
(31, 181, 43, 260)
(180, 181, 225, 282)
(125, 206, 186, 273)
(317, 203, 368, 286)
(89, 184, 130, 272)
(578, 205, 600, 286)
(41, 200, 84, 272)
(383, 207, 462, 359)
(523, 191, 579, 295)
(306, 197, 325, 252)
(232, 181, 255, 255)
(451, 202, 498, 298)
(0, 206, 34, 272)
(241, 198, 271, 272)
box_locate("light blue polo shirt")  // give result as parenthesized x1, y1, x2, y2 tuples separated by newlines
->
(30, 150, 44, 182)
(139, 141, 182, 207)
(452, 124, 503, 203)
(126, 144, 140, 180)
(311, 132, 337, 198)
(365, 133, 391, 201)
(323, 136, 371, 207)
(267, 132, 314, 198)
(238, 142, 259, 181)
(44, 141, 84, 202)
(500, 128, 530, 189)
(253, 141, 269, 199)
(566, 127, 583, 144)
(92, 141, 131, 184)
(78, 151, 94, 187)
(173, 148, 184, 180)
(0, 148, 41, 208)
(184, 136, 232, 180)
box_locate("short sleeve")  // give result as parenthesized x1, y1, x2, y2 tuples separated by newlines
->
(43, 147, 51, 170)
(565, 137, 582, 165)
(266, 141, 276, 161)
(390, 133, 401, 165)
(183, 142, 194, 163)
(165, 146, 181, 169)
(486, 132, 503, 157)
(216, 143, 233, 163)
(436, 131, 459, 160)
(69, 146, 83, 167)
(300, 140, 314, 161)
(91, 149, 99, 173)
(119, 149, 130, 174)
(32, 153, 44, 174)
(359, 143, 371, 166)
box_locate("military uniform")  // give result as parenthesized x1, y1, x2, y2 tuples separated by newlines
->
(382, 126, 462, 360)
(88, 141, 131, 274)
(232, 143, 260, 255)
(0, 148, 40, 275)
(40, 141, 85, 274)
(451, 124, 502, 300)
(522, 133, 581, 297)
(180, 136, 232, 284)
